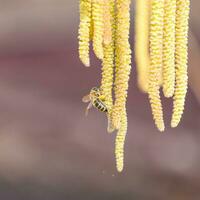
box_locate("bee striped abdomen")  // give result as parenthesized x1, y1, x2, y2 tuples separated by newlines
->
(93, 99, 108, 113)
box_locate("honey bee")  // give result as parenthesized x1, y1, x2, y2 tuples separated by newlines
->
(82, 87, 115, 133)
(82, 87, 108, 116)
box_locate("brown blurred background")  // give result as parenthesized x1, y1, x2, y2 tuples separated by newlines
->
(0, 1, 199, 199)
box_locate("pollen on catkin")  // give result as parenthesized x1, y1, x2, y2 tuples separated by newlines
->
(162, 0, 176, 98)
(112, 0, 131, 130)
(115, 110, 127, 172)
(101, 0, 115, 133)
(148, 0, 165, 132)
(171, 0, 190, 128)
(78, 0, 92, 67)
(135, 0, 150, 93)
(92, 0, 104, 60)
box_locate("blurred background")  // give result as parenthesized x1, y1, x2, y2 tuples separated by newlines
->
(0, 0, 199, 199)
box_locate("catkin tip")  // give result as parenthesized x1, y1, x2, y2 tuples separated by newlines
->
(81, 59, 90, 67)
(115, 110, 127, 173)
(158, 124, 165, 132)
(164, 91, 174, 98)
(171, 121, 178, 128)
(117, 166, 123, 173)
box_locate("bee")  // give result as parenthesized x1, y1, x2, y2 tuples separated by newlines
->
(82, 87, 115, 133)
(82, 87, 108, 116)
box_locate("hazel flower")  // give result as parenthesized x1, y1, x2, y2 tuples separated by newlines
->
(162, 0, 176, 98)
(148, 0, 165, 132)
(78, 0, 92, 67)
(92, 0, 104, 60)
(135, 0, 150, 93)
(115, 110, 127, 172)
(112, 0, 131, 129)
(171, 0, 190, 128)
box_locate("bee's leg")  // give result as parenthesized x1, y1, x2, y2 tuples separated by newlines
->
(99, 95, 106, 101)
(85, 102, 93, 116)
(98, 88, 105, 100)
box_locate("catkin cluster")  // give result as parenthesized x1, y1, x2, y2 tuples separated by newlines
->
(78, 0, 132, 172)
(79, 0, 190, 172)
(135, 0, 190, 131)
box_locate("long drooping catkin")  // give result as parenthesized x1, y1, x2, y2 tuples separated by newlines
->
(148, 0, 165, 132)
(115, 110, 127, 172)
(112, 0, 131, 129)
(78, 0, 92, 67)
(92, 0, 104, 60)
(162, 0, 176, 98)
(101, 0, 115, 133)
(171, 0, 190, 128)
(135, 0, 150, 93)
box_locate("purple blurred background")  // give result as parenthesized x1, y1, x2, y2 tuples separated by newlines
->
(0, 1, 199, 199)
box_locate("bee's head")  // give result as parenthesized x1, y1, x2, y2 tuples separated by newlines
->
(90, 87, 101, 97)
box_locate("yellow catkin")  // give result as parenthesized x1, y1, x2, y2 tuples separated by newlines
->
(171, 0, 190, 128)
(92, 0, 104, 60)
(101, 0, 115, 133)
(112, 0, 131, 129)
(78, 0, 92, 67)
(115, 110, 127, 172)
(162, 0, 176, 98)
(135, 0, 150, 93)
(148, 0, 165, 132)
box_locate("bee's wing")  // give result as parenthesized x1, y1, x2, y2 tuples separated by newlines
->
(85, 102, 93, 116)
(82, 95, 91, 103)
